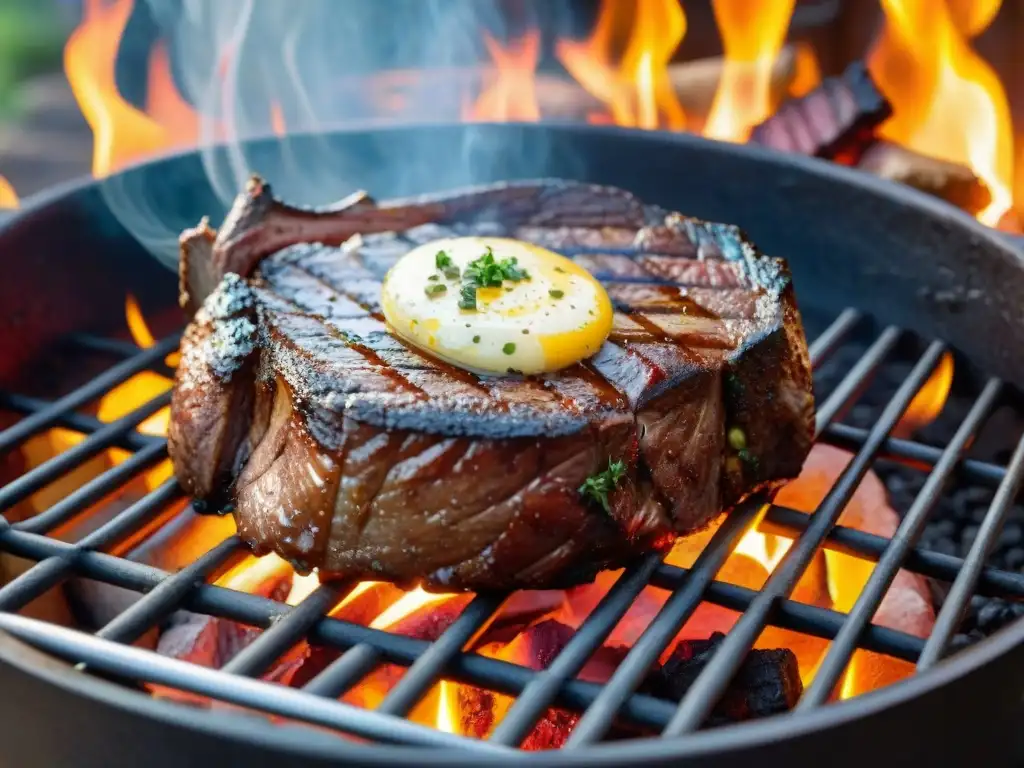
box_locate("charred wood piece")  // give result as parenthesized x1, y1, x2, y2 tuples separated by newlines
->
(749, 61, 892, 163)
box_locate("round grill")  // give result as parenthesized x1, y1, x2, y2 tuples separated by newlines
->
(0, 125, 1022, 767)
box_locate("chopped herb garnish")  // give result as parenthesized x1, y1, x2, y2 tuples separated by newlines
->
(554, 266, 566, 273)
(472, 335, 481, 343)
(456, 245, 534, 310)
(727, 426, 747, 451)
(521, 329, 529, 334)
(424, 283, 447, 297)
(549, 289, 565, 299)
(464, 246, 531, 287)
(579, 458, 627, 512)
(428, 274, 439, 281)
(435, 250, 453, 269)
(459, 282, 478, 310)
(443, 265, 461, 280)
(502, 342, 516, 355)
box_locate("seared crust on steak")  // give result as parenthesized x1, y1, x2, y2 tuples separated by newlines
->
(170, 177, 814, 590)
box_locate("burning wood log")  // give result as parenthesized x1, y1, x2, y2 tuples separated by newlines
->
(539, 47, 796, 125)
(748, 61, 997, 215)
(856, 141, 992, 218)
(749, 61, 892, 163)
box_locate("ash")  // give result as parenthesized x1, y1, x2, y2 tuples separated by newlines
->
(811, 321, 1024, 645)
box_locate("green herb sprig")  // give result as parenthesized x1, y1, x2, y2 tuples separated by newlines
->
(435, 250, 460, 280)
(579, 458, 627, 512)
(458, 246, 531, 310)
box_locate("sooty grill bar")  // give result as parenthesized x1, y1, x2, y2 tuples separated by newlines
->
(0, 306, 1023, 751)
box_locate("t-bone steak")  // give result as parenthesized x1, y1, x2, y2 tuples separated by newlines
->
(169, 177, 815, 591)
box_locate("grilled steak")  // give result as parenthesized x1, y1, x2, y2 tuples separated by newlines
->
(170, 177, 814, 591)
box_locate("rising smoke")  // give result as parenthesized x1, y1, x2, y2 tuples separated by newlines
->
(100, 0, 581, 271)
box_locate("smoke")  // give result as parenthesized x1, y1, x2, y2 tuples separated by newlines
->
(103, 0, 581, 271)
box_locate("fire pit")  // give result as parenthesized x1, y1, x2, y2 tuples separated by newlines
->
(0, 123, 1023, 766)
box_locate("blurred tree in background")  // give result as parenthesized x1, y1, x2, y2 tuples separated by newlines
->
(0, 0, 70, 116)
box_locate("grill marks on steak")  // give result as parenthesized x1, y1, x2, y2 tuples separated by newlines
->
(170, 177, 814, 590)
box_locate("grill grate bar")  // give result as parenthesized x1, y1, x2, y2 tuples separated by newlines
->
(0, 612, 514, 754)
(0, 480, 183, 611)
(761, 505, 1024, 599)
(303, 644, 383, 699)
(0, 392, 171, 513)
(798, 377, 1003, 708)
(0, 306, 1019, 748)
(0, 335, 179, 455)
(376, 593, 506, 717)
(661, 339, 946, 736)
(489, 553, 663, 747)
(564, 502, 760, 746)
(96, 536, 243, 644)
(808, 308, 862, 365)
(0, 392, 164, 451)
(64, 333, 147, 358)
(14, 441, 168, 534)
(0, 514, 679, 725)
(814, 326, 902, 433)
(917, 430, 1024, 670)
(649, 563, 923, 661)
(220, 583, 345, 678)
(823, 423, 1006, 488)
(0, 505, 967, 732)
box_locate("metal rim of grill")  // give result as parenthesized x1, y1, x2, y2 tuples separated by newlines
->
(1, 133, 1023, 761)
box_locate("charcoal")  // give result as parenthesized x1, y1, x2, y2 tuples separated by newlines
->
(642, 633, 802, 725)
(749, 61, 892, 163)
(1005, 548, 1024, 571)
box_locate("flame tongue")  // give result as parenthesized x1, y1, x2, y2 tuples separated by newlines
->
(703, 0, 796, 142)
(557, 0, 687, 129)
(0, 176, 18, 209)
(870, 0, 1013, 226)
(466, 31, 542, 122)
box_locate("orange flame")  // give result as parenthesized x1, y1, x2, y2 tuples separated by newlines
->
(789, 42, 822, 98)
(0, 175, 19, 209)
(896, 351, 955, 437)
(557, 0, 687, 130)
(270, 102, 287, 137)
(369, 586, 456, 630)
(65, 0, 198, 176)
(465, 31, 541, 122)
(704, 0, 795, 142)
(145, 42, 199, 148)
(869, 0, 1013, 225)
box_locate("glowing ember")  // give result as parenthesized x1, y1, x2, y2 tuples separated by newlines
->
(703, 0, 795, 142)
(0, 175, 18, 209)
(557, 0, 688, 129)
(869, 0, 1014, 225)
(369, 586, 458, 630)
(464, 31, 542, 122)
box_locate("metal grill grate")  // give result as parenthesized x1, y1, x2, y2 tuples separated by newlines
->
(0, 307, 1023, 753)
